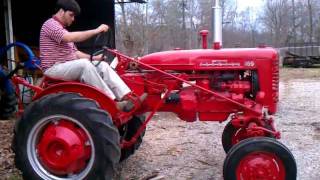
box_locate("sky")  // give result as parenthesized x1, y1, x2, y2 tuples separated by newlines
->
(236, 0, 264, 12)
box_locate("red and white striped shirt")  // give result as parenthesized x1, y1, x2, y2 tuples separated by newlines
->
(40, 17, 78, 70)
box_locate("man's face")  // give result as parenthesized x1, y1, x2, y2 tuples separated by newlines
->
(62, 10, 75, 27)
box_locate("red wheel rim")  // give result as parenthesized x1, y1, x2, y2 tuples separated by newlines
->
(231, 128, 247, 146)
(236, 152, 285, 180)
(37, 120, 92, 175)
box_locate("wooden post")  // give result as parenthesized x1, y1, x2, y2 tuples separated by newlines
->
(4, 0, 15, 70)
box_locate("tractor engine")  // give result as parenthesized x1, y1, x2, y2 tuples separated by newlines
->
(122, 47, 279, 123)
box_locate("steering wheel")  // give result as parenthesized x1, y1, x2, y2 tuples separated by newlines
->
(90, 29, 114, 67)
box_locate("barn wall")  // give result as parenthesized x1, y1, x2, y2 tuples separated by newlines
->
(10, 0, 115, 54)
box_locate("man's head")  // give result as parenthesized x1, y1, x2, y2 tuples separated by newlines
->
(55, 0, 81, 26)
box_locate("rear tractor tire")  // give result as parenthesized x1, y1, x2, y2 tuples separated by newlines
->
(223, 137, 297, 180)
(12, 93, 120, 180)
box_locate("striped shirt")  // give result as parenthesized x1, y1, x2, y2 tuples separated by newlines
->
(40, 17, 78, 70)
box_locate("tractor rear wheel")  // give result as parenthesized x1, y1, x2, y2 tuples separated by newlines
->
(223, 137, 297, 180)
(119, 115, 146, 161)
(12, 93, 120, 180)
(222, 121, 274, 153)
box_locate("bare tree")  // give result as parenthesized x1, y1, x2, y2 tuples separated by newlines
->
(307, 0, 313, 42)
(221, 0, 237, 25)
(187, 0, 201, 49)
(289, 0, 297, 44)
(114, 0, 320, 53)
(261, 0, 291, 47)
(115, 0, 134, 55)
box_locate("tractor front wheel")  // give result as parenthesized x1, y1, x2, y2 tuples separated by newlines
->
(222, 121, 274, 153)
(222, 122, 248, 153)
(223, 137, 296, 180)
(12, 93, 120, 180)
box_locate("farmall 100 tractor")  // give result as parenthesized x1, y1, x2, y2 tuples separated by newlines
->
(0, 27, 297, 179)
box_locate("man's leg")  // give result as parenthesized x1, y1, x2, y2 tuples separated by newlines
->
(44, 59, 116, 99)
(94, 61, 131, 100)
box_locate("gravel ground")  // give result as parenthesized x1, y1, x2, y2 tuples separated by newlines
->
(277, 79, 320, 179)
(1, 68, 320, 180)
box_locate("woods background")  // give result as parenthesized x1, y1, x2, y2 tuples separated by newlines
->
(114, 0, 320, 56)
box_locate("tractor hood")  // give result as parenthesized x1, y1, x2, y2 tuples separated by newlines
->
(139, 48, 278, 70)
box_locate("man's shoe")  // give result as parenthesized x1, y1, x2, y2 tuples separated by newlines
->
(116, 93, 148, 112)
(138, 93, 148, 102)
(116, 100, 133, 112)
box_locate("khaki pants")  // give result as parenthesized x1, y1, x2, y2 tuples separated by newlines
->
(44, 59, 131, 100)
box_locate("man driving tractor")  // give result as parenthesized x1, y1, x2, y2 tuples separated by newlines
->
(40, 0, 146, 112)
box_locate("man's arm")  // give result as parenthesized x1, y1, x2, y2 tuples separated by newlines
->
(62, 24, 108, 43)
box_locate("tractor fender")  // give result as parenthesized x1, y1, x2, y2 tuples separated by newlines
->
(33, 82, 119, 118)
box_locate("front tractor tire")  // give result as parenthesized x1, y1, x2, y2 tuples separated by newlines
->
(223, 137, 297, 180)
(12, 93, 120, 180)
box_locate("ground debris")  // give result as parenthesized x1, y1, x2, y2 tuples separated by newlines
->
(140, 171, 163, 180)
(195, 159, 216, 166)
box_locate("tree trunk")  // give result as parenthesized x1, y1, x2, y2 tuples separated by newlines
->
(307, 0, 313, 42)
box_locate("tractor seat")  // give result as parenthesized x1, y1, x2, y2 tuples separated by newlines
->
(43, 76, 70, 83)
(37, 75, 76, 87)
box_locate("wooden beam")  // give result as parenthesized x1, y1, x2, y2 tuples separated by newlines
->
(4, 0, 15, 70)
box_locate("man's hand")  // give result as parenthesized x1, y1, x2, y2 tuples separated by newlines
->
(96, 24, 109, 34)
(93, 54, 105, 61)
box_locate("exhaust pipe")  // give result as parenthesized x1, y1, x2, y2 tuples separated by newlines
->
(212, 0, 222, 48)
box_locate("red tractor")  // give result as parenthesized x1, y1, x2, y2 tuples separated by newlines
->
(5, 30, 296, 179)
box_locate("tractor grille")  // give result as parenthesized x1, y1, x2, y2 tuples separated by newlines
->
(272, 58, 279, 103)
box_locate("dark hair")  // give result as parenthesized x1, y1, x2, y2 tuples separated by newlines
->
(56, 0, 81, 16)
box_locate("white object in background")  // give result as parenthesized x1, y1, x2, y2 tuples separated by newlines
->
(110, 57, 119, 69)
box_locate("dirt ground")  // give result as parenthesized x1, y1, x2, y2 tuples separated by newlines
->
(1, 67, 320, 180)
